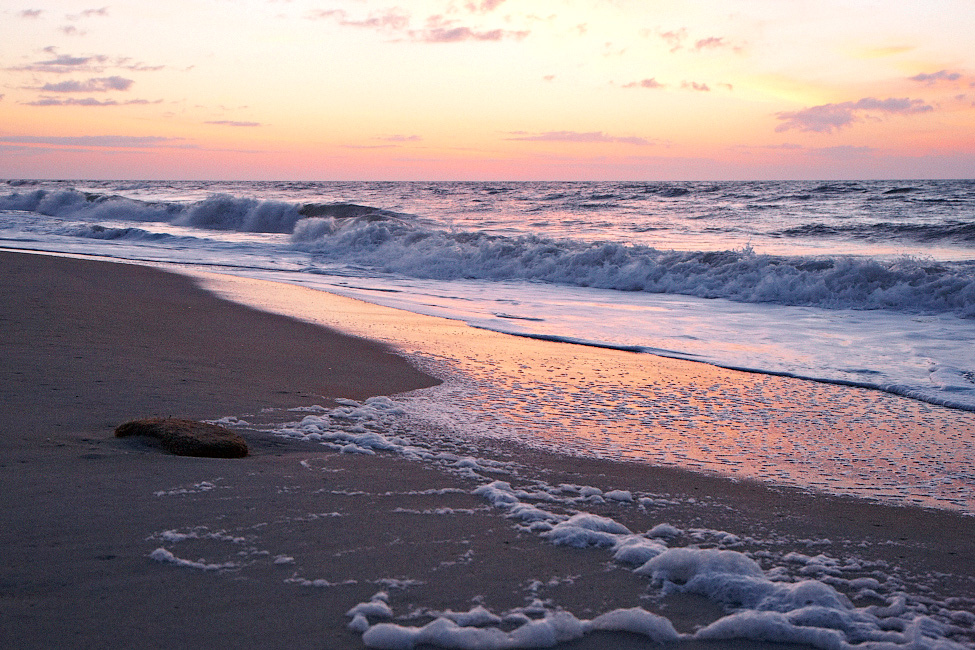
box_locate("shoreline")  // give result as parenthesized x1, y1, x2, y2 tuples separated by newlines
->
(1, 250, 973, 649)
(191, 264, 975, 515)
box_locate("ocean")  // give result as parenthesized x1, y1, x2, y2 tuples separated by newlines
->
(6, 178, 975, 649)
(2, 178, 974, 512)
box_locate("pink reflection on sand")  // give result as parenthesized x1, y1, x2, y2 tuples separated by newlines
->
(192, 269, 975, 514)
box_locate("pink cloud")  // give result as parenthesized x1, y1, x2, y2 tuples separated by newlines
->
(205, 120, 262, 127)
(656, 29, 686, 53)
(507, 131, 652, 146)
(693, 37, 724, 50)
(623, 78, 665, 89)
(0, 135, 184, 148)
(465, 0, 507, 13)
(652, 29, 742, 54)
(310, 8, 410, 31)
(412, 15, 528, 42)
(775, 97, 933, 133)
(309, 8, 527, 43)
(25, 97, 157, 106)
(693, 36, 742, 53)
(909, 70, 962, 85)
(39, 76, 134, 92)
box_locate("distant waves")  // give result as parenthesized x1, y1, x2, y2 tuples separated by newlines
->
(0, 188, 411, 235)
(4, 186, 975, 318)
(291, 217, 975, 317)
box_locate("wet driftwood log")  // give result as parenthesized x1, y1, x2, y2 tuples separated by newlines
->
(115, 418, 248, 458)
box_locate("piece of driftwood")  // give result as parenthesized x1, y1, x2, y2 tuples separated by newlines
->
(115, 418, 248, 458)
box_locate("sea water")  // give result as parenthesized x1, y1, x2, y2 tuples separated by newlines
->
(3, 179, 974, 406)
(12, 179, 972, 648)
(2, 179, 974, 507)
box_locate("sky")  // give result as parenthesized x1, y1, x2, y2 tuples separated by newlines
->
(1, 0, 974, 180)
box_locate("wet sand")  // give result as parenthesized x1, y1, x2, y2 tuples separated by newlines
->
(1, 250, 972, 649)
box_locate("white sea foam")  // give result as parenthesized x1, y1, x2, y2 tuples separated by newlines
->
(148, 547, 238, 571)
(355, 607, 679, 649)
(218, 396, 971, 649)
(134, 392, 973, 648)
(153, 480, 219, 497)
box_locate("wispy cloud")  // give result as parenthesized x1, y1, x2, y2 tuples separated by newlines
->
(622, 78, 719, 92)
(310, 8, 410, 31)
(507, 131, 653, 146)
(775, 97, 933, 133)
(681, 81, 710, 92)
(116, 58, 166, 72)
(205, 120, 262, 127)
(25, 97, 158, 107)
(650, 28, 742, 54)
(309, 8, 528, 43)
(414, 15, 528, 43)
(655, 28, 686, 53)
(808, 145, 877, 158)
(68, 7, 109, 20)
(37, 76, 134, 92)
(692, 36, 742, 52)
(8, 48, 166, 76)
(909, 70, 962, 85)
(43, 54, 101, 66)
(342, 134, 423, 149)
(622, 78, 665, 89)
(0, 135, 186, 148)
(18, 9, 43, 18)
(10, 48, 109, 73)
(56, 9, 109, 37)
(465, 0, 507, 13)
(751, 143, 806, 151)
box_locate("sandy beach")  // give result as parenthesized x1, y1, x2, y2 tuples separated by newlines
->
(1, 249, 973, 649)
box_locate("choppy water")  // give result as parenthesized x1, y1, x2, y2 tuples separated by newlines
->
(11, 179, 973, 648)
(3, 178, 974, 412)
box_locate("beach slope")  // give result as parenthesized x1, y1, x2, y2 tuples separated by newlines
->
(1, 250, 972, 649)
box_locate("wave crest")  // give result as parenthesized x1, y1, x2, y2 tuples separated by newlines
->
(293, 221, 975, 317)
(173, 194, 301, 232)
(6, 186, 974, 317)
(0, 189, 175, 222)
(0, 189, 407, 235)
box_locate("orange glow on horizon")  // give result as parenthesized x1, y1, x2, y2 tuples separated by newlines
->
(1, 0, 972, 180)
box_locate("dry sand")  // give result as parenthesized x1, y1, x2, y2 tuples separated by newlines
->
(1, 250, 972, 649)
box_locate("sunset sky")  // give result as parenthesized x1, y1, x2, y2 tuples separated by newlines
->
(1, 0, 973, 180)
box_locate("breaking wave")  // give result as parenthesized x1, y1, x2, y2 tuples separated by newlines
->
(63, 224, 179, 241)
(292, 217, 975, 317)
(5, 187, 975, 317)
(0, 188, 407, 234)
